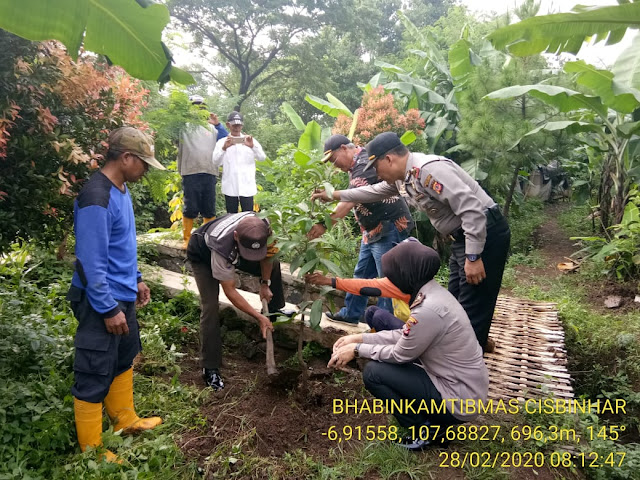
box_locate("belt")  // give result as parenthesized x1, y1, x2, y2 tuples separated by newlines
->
(449, 205, 504, 242)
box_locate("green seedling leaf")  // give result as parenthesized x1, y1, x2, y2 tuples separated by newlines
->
(310, 299, 323, 330)
(294, 150, 311, 166)
(324, 212, 333, 232)
(319, 258, 342, 276)
(322, 182, 335, 198)
(289, 255, 305, 274)
(299, 259, 319, 277)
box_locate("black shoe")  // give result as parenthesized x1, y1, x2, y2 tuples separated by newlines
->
(277, 308, 296, 318)
(202, 368, 225, 391)
(397, 424, 450, 451)
(326, 312, 360, 325)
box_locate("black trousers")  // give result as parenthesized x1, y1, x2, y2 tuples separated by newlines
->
(67, 286, 141, 403)
(448, 217, 510, 348)
(191, 258, 285, 370)
(224, 195, 254, 214)
(182, 173, 217, 219)
(363, 362, 462, 428)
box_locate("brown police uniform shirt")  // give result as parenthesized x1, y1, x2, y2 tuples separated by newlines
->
(358, 279, 489, 421)
(339, 153, 496, 255)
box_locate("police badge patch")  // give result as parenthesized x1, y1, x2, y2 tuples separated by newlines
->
(402, 316, 419, 336)
(431, 180, 443, 195)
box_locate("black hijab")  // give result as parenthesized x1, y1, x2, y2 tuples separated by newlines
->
(382, 239, 441, 304)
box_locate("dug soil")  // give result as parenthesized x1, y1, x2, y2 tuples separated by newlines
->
(176, 343, 386, 463)
(174, 341, 578, 479)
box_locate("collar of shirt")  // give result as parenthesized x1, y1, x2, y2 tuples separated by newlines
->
(403, 152, 421, 183)
(348, 146, 363, 173)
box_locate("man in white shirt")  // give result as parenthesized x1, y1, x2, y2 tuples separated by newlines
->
(212, 111, 266, 213)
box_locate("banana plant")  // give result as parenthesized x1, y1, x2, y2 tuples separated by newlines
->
(572, 187, 640, 280)
(487, 2, 640, 61)
(0, 0, 194, 85)
(485, 60, 640, 228)
(487, 2, 640, 95)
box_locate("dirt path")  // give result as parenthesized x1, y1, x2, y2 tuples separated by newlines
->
(534, 204, 579, 272)
(517, 203, 639, 314)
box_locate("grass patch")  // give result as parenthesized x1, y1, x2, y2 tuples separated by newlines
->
(557, 203, 594, 239)
(512, 276, 640, 435)
(507, 199, 545, 255)
(0, 247, 207, 479)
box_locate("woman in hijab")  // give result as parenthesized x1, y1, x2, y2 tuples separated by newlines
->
(308, 240, 489, 450)
(305, 237, 433, 332)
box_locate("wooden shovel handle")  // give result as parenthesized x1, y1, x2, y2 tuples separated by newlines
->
(262, 298, 278, 376)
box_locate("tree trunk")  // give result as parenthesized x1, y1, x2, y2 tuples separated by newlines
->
(612, 161, 627, 224)
(297, 315, 308, 393)
(598, 153, 614, 231)
(503, 164, 520, 218)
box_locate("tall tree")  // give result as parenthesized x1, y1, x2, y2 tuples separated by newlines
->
(168, 0, 333, 110)
(255, 27, 379, 120)
(167, 0, 457, 111)
(402, 0, 455, 29)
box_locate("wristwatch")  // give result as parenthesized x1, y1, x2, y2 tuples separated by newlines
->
(466, 254, 480, 262)
(260, 279, 271, 286)
(354, 343, 361, 358)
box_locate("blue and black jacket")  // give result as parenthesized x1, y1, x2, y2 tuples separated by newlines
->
(71, 172, 141, 318)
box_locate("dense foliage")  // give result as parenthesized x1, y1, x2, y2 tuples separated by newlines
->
(0, 31, 149, 253)
(0, 247, 204, 478)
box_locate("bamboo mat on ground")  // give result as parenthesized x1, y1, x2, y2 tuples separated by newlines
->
(486, 296, 573, 401)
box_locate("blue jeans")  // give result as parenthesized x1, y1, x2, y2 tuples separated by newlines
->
(337, 225, 409, 320)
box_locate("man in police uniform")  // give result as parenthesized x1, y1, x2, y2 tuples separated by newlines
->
(186, 212, 283, 390)
(312, 132, 510, 352)
(307, 134, 414, 324)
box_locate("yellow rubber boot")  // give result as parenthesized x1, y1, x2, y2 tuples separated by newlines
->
(74, 398, 120, 463)
(104, 368, 162, 434)
(203, 216, 215, 225)
(182, 217, 194, 249)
